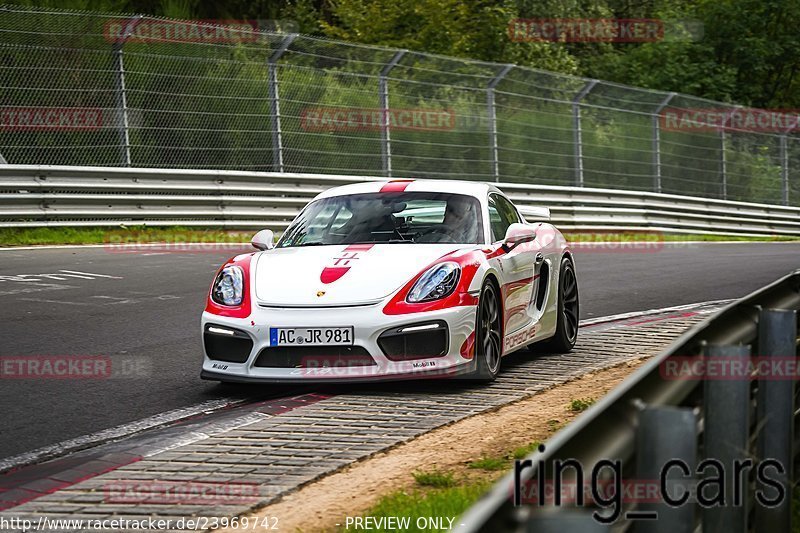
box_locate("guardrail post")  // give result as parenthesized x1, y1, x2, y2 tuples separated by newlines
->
(112, 15, 143, 167)
(487, 64, 514, 183)
(528, 512, 609, 532)
(780, 134, 789, 206)
(651, 93, 676, 194)
(755, 309, 797, 532)
(572, 80, 598, 187)
(635, 406, 696, 533)
(703, 344, 750, 533)
(267, 33, 297, 173)
(378, 50, 406, 178)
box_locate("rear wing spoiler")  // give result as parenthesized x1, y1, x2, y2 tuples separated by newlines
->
(519, 206, 551, 222)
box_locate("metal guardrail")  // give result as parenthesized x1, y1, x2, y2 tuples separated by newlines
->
(457, 269, 800, 532)
(1, 165, 800, 236)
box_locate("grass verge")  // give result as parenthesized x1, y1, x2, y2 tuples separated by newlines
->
(569, 397, 596, 412)
(0, 226, 252, 247)
(344, 483, 493, 532)
(348, 394, 604, 531)
(564, 232, 798, 242)
(0, 226, 797, 247)
(411, 470, 457, 488)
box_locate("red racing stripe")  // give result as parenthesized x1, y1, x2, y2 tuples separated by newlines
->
(379, 179, 413, 193)
(320, 267, 349, 284)
(344, 243, 375, 252)
(320, 244, 375, 284)
(0, 454, 142, 511)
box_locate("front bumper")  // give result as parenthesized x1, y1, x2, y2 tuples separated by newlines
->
(201, 303, 477, 383)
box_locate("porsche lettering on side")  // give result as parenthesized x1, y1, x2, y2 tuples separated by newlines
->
(200, 179, 578, 383)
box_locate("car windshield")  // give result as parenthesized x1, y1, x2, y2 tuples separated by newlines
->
(277, 192, 484, 247)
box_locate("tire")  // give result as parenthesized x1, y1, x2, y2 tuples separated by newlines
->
(537, 256, 579, 353)
(471, 280, 503, 381)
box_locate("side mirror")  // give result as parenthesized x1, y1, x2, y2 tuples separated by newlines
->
(502, 223, 536, 252)
(251, 229, 275, 251)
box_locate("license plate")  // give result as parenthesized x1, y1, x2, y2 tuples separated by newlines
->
(269, 327, 354, 346)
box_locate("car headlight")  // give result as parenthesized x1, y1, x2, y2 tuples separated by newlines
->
(407, 262, 460, 303)
(211, 265, 244, 306)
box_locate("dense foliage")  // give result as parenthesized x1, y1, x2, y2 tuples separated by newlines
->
(7, 0, 800, 109)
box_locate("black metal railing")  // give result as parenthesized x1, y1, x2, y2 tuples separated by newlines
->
(458, 269, 800, 532)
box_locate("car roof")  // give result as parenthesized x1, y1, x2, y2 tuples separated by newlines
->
(313, 179, 503, 201)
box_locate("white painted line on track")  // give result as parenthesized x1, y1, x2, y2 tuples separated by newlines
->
(59, 269, 123, 279)
(579, 299, 733, 327)
(0, 397, 249, 473)
(141, 412, 271, 458)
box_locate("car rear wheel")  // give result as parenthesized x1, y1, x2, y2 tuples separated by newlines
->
(537, 256, 578, 353)
(472, 280, 503, 381)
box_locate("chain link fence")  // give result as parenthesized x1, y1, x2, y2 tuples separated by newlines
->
(0, 5, 798, 206)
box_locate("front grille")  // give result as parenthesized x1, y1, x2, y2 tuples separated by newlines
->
(378, 321, 449, 361)
(204, 325, 253, 364)
(254, 345, 376, 368)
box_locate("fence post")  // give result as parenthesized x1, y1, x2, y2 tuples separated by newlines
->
(635, 406, 696, 533)
(755, 309, 797, 532)
(267, 33, 298, 173)
(378, 50, 406, 178)
(651, 92, 676, 194)
(487, 64, 514, 183)
(780, 133, 789, 206)
(703, 344, 750, 533)
(719, 129, 728, 200)
(0, 152, 7, 164)
(719, 107, 741, 200)
(572, 80, 598, 187)
(112, 15, 143, 167)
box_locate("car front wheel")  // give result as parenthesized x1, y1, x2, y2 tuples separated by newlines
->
(472, 280, 503, 381)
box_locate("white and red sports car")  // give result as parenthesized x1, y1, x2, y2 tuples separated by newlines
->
(200, 179, 578, 383)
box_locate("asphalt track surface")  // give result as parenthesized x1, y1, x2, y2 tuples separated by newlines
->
(0, 242, 798, 461)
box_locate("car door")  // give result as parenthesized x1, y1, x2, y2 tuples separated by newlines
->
(488, 193, 541, 337)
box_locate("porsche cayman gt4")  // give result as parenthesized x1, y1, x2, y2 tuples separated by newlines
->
(201, 179, 578, 383)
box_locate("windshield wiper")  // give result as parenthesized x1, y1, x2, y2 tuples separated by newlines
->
(344, 239, 415, 245)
